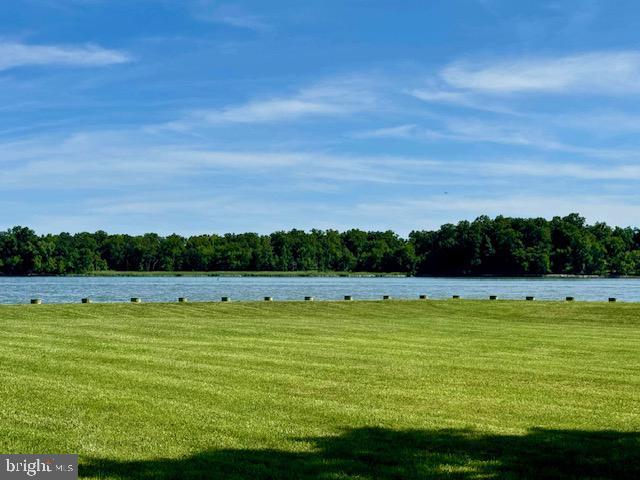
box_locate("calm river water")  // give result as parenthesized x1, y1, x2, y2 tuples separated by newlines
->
(0, 276, 638, 304)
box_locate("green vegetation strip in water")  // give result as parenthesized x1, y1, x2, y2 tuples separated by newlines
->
(0, 300, 638, 479)
(73, 270, 408, 277)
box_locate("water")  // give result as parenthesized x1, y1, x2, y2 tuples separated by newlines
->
(0, 276, 638, 304)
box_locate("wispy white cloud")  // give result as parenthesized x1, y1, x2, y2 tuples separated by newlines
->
(439, 118, 640, 159)
(410, 88, 471, 105)
(0, 41, 131, 71)
(472, 160, 640, 180)
(353, 124, 418, 139)
(199, 98, 346, 123)
(355, 119, 640, 160)
(441, 51, 640, 94)
(546, 111, 640, 135)
(357, 121, 545, 145)
(3, 126, 639, 234)
(2, 129, 639, 193)
(191, 2, 272, 31)
(440, 119, 570, 150)
(409, 88, 518, 114)
(161, 76, 378, 129)
(0, 130, 416, 189)
(212, 12, 271, 31)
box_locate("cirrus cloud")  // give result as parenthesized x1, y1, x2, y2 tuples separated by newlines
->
(0, 41, 131, 71)
(441, 51, 640, 94)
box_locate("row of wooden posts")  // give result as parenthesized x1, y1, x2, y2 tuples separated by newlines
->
(28, 295, 619, 304)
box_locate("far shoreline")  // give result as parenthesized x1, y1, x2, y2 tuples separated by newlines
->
(0, 271, 638, 279)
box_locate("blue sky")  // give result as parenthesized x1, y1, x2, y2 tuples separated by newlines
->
(1, 0, 639, 235)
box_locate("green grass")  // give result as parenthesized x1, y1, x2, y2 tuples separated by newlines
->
(71, 270, 408, 277)
(0, 300, 638, 479)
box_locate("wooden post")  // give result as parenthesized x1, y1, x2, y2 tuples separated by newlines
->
(30, 299, 42, 305)
(81, 298, 91, 304)
(131, 297, 141, 303)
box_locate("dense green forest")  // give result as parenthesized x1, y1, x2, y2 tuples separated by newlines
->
(1, 214, 639, 276)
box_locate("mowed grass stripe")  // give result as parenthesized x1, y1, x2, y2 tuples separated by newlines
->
(1, 304, 638, 397)
(0, 301, 639, 478)
(2, 325, 635, 394)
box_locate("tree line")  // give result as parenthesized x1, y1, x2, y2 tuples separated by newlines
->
(0, 214, 639, 276)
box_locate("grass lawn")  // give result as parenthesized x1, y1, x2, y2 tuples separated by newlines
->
(0, 300, 638, 479)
